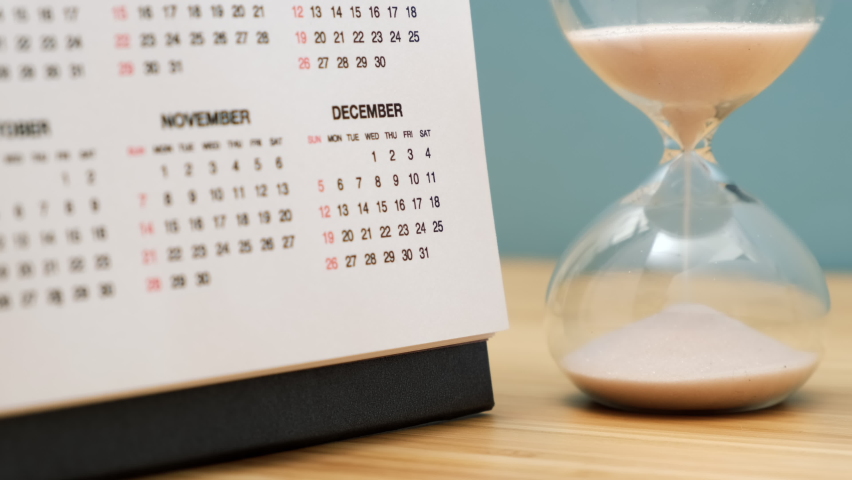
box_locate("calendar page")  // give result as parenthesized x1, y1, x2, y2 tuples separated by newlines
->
(0, 1, 507, 416)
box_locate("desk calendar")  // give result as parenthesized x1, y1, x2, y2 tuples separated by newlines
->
(0, 1, 506, 477)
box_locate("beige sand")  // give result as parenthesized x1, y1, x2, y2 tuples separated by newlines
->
(562, 304, 818, 411)
(567, 23, 817, 149)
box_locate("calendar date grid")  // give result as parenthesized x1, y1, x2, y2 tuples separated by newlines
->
(110, 3, 272, 78)
(135, 134, 296, 294)
(0, 144, 116, 312)
(292, 3, 422, 72)
(0, 2, 428, 81)
(0, 4, 85, 82)
(315, 127, 449, 272)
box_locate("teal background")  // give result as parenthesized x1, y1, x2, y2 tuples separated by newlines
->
(470, 1, 852, 269)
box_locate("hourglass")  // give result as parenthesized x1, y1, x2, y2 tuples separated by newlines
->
(547, 0, 830, 412)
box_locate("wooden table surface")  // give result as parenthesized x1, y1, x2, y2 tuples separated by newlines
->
(150, 259, 852, 479)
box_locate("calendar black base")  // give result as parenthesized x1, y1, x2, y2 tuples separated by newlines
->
(0, 341, 495, 480)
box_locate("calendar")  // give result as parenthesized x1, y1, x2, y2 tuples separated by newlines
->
(0, 1, 507, 417)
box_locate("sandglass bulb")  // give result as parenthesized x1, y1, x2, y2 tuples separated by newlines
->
(547, 0, 830, 412)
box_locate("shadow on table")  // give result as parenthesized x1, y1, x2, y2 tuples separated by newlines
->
(562, 390, 820, 419)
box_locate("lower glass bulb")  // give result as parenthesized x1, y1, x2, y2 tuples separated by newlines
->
(546, 152, 829, 412)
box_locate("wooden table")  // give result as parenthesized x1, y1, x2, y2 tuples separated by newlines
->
(151, 259, 852, 479)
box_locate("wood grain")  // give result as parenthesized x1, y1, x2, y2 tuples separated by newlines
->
(147, 259, 852, 479)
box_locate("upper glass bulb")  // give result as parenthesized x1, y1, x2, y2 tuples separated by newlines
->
(547, 0, 830, 412)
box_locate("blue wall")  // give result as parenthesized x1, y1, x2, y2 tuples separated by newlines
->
(471, 1, 852, 269)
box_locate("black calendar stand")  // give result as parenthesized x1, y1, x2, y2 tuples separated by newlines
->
(0, 341, 494, 480)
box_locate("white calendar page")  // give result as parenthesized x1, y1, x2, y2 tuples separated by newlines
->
(0, 1, 508, 416)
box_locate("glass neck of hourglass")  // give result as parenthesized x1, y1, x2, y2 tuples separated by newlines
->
(659, 126, 718, 165)
(653, 110, 727, 165)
